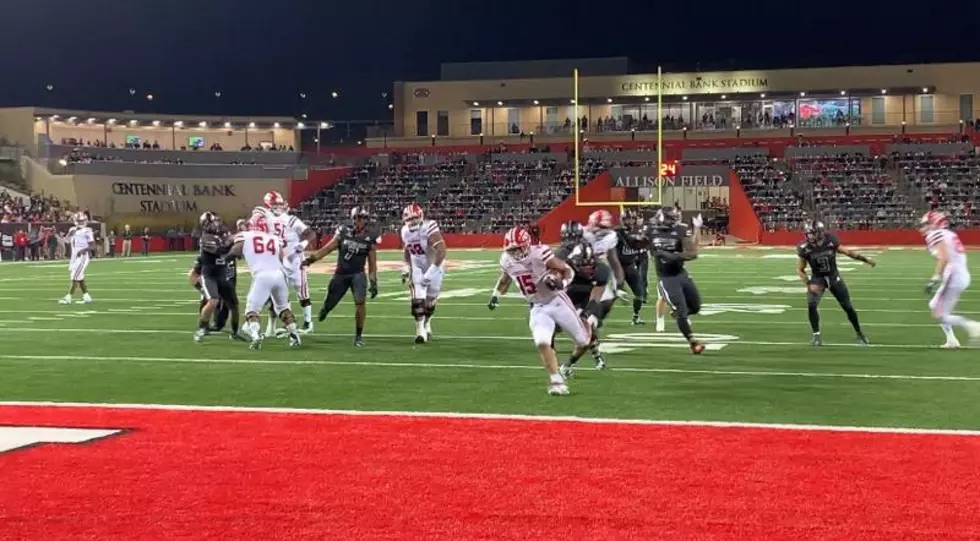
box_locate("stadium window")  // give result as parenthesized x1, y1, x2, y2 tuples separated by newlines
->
(469, 109, 483, 136)
(919, 95, 935, 124)
(507, 108, 521, 134)
(797, 99, 853, 128)
(437, 111, 449, 136)
(416, 111, 429, 137)
(871, 97, 885, 125)
(544, 107, 559, 133)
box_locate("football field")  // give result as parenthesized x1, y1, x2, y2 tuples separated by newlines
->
(1, 247, 979, 540)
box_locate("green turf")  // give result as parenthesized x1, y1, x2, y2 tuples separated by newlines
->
(1, 247, 978, 430)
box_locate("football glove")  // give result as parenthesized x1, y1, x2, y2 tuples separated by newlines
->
(925, 275, 941, 295)
(369, 279, 378, 299)
(422, 265, 443, 287)
(401, 264, 410, 285)
(488, 294, 500, 311)
(692, 213, 704, 229)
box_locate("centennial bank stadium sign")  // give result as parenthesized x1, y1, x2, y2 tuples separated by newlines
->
(620, 77, 769, 94)
(110, 182, 237, 213)
(611, 165, 730, 188)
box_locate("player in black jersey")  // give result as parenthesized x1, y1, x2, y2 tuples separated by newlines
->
(302, 207, 380, 346)
(554, 240, 607, 374)
(796, 220, 875, 346)
(646, 207, 705, 354)
(194, 212, 241, 343)
(616, 210, 651, 325)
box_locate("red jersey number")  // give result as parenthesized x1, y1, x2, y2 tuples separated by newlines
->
(252, 236, 277, 254)
(516, 274, 537, 296)
(273, 222, 285, 240)
(406, 243, 425, 256)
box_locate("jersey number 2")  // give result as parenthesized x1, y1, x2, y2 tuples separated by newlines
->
(253, 237, 277, 254)
(516, 274, 537, 295)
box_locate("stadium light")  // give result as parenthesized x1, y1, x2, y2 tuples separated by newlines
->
(319, 121, 329, 129)
(881, 89, 887, 94)
(760, 93, 766, 98)
(922, 87, 929, 93)
(58, 159, 68, 167)
(331, 91, 339, 98)
(607, 98, 613, 103)
(299, 92, 307, 99)
(199, 121, 207, 128)
(472, 101, 479, 106)
(224, 122, 231, 128)
(297, 122, 305, 129)
(720, 95, 726, 100)
(533, 100, 540, 105)
(67, 116, 77, 123)
(273, 122, 281, 128)
(107, 118, 117, 125)
(129, 120, 138, 126)
(387, 104, 393, 110)
(50, 115, 59, 120)
(800, 91, 806, 97)
(840, 90, 847, 96)
(302, 113, 308, 118)
(174, 121, 184, 127)
(248, 122, 256, 128)
(570, 99, 576, 104)
(644, 96, 650, 102)
(682, 96, 688, 101)
(86, 117, 95, 124)
(146, 94, 154, 101)
(497, 101, 503, 106)
(152, 120, 161, 127)
(46, 84, 54, 92)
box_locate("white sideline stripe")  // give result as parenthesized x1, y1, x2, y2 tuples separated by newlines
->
(1, 400, 978, 437)
(1, 354, 978, 382)
(3, 328, 975, 349)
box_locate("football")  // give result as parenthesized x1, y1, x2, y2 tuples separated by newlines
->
(543, 270, 563, 290)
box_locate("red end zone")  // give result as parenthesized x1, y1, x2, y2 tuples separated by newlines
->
(1, 405, 979, 541)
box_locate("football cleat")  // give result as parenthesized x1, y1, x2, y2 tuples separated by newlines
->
(631, 315, 645, 325)
(230, 332, 249, 343)
(193, 328, 207, 344)
(548, 382, 570, 396)
(594, 354, 608, 371)
(81, 294, 93, 304)
(354, 336, 365, 347)
(318, 305, 329, 322)
(300, 321, 313, 334)
(559, 362, 575, 379)
(424, 320, 433, 338)
(274, 327, 290, 339)
(414, 334, 427, 344)
(690, 342, 705, 355)
(58, 295, 72, 305)
(856, 334, 870, 346)
(288, 333, 301, 348)
(811, 333, 824, 346)
(250, 335, 263, 351)
(941, 340, 961, 349)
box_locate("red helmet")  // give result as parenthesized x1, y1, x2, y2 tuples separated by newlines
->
(588, 209, 613, 229)
(248, 214, 269, 233)
(402, 204, 424, 227)
(263, 191, 286, 216)
(503, 227, 532, 258)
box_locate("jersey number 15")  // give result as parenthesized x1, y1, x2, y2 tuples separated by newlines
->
(516, 274, 537, 295)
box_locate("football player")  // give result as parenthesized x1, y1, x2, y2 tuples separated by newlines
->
(920, 211, 980, 348)
(303, 207, 380, 347)
(59, 212, 94, 305)
(229, 217, 300, 349)
(616, 209, 651, 325)
(194, 211, 241, 343)
(252, 190, 317, 336)
(553, 241, 608, 376)
(488, 227, 592, 396)
(796, 220, 875, 346)
(400, 203, 447, 343)
(646, 207, 705, 354)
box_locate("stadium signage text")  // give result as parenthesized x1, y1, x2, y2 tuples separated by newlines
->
(610, 166, 729, 188)
(621, 77, 769, 94)
(110, 182, 237, 214)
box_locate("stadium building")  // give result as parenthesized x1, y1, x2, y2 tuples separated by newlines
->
(387, 58, 980, 144)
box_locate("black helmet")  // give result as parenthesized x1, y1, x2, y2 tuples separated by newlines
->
(653, 206, 680, 228)
(804, 220, 826, 243)
(560, 221, 584, 243)
(199, 211, 221, 233)
(567, 242, 597, 275)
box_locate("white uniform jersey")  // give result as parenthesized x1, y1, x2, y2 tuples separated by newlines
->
(500, 245, 562, 305)
(70, 226, 94, 258)
(926, 228, 969, 278)
(585, 228, 618, 256)
(401, 219, 441, 268)
(240, 231, 284, 274)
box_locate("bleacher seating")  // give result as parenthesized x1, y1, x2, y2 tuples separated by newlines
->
(793, 155, 919, 230)
(732, 157, 807, 231)
(895, 153, 980, 227)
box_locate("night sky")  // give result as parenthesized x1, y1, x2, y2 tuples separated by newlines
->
(2, 0, 978, 121)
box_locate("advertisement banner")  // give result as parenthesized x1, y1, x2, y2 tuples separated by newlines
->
(610, 165, 730, 188)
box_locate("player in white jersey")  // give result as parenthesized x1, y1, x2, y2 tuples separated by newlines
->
(488, 227, 593, 396)
(400, 203, 447, 343)
(921, 211, 980, 348)
(251, 191, 316, 336)
(228, 216, 301, 350)
(583, 209, 625, 318)
(59, 213, 94, 305)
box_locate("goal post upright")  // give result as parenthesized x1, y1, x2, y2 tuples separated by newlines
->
(573, 68, 580, 206)
(656, 64, 664, 207)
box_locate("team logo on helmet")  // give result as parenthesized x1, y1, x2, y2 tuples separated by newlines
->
(503, 227, 532, 259)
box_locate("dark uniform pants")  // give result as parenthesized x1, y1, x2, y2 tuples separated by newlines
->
(656, 272, 701, 319)
(808, 274, 852, 307)
(622, 261, 647, 301)
(323, 272, 368, 313)
(201, 275, 239, 308)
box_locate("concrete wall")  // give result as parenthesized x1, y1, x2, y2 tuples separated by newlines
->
(0, 107, 39, 154)
(41, 121, 296, 150)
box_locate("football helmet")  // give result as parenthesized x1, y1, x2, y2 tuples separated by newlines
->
(560, 221, 584, 244)
(350, 206, 370, 220)
(248, 214, 268, 233)
(653, 206, 680, 228)
(588, 209, 613, 229)
(73, 212, 88, 227)
(920, 210, 948, 234)
(402, 204, 424, 228)
(503, 227, 532, 259)
(567, 242, 597, 276)
(200, 211, 221, 233)
(236, 218, 249, 232)
(803, 220, 826, 243)
(263, 191, 287, 216)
